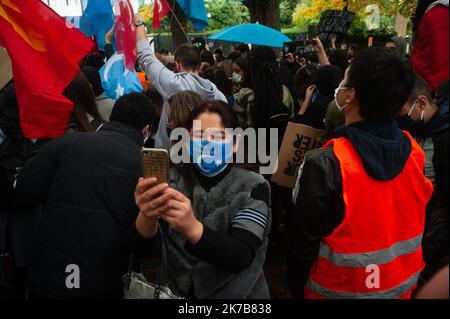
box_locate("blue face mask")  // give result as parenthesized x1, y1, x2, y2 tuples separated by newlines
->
(189, 139, 234, 177)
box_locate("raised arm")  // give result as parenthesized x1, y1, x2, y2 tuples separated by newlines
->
(312, 37, 330, 66)
(135, 14, 180, 98)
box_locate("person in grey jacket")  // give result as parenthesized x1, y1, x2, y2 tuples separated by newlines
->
(133, 101, 271, 299)
(135, 13, 227, 150)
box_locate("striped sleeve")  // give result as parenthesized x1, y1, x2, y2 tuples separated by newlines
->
(231, 182, 270, 240)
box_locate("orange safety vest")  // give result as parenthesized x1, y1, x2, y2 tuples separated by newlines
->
(305, 132, 434, 299)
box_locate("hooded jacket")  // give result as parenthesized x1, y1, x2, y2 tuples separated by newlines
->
(137, 41, 227, 150)
(287, 120, 427, 298)
(389, 36, 408, 60)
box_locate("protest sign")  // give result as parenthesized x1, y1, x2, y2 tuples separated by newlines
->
(0, 47, 13, 90)
(271, 123, 325, 189)
(317, 10, 356, 41)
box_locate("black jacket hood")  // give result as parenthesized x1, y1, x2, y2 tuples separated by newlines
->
(335, 120, 412, 181)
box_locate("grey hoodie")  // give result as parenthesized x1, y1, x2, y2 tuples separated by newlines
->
(137, 41, 227, 149)
(389, 36, 408, 59)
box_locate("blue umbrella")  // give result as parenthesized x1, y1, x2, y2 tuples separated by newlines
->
(208, 23, 292, 48)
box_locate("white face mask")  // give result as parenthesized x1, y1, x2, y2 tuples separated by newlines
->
(334, 86, 349, 112)
(408, 101, 425, 120)
(232, 72, 242, 83)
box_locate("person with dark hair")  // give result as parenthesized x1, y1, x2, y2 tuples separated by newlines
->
(397, 76, 449, 283)
(133, 100, 271, 298)
(296, 65, 343, 129)
(235, 43, 250, 58)
(167, 91, 203, 132)
(218, 59, 234, 80)
(0, 83, 43, 298)
(200, 66, 233, 105)
(328, 49, 350, 73)
(81, 66, 115, 121)
(293, 64, 318, 112)
(411, 0, 449, 93)
(348, 44, 360, 61)
(214, 48, 225, 64)
(279, 64, 297, 116)
(143, 87, 165, 146)
(201, 50, 215, 68)
(14, 92, 160, 298)
(63, 72, 104, 133)
(306, 51, 319, 66)
(232, 57, 248, 92)
(288, 48, 433, 299)
(227, 50, 242, 64)
(233, 46, 290, 129)
(134, 14, 226, 150)
(386, 36, 408, 61)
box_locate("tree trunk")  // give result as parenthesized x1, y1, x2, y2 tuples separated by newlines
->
(244, 0, 281, 30)
(169, 2, 189, 49)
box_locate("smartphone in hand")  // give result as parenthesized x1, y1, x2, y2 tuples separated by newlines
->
(141, 148, 170, 186)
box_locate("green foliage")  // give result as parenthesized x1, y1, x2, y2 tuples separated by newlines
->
(205, 0, 250, 31)
(292, 0, 415, 41)
(280, 0, 298, 27)
(347, 14, 397, 38)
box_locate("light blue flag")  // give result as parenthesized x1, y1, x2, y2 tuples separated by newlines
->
(176, 0, 208, 31)
(100, 53, 143, 100)
(82, 0, 115, 50)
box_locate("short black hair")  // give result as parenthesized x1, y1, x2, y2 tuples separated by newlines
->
(347, 48, 415, 121)
(408, 76, 434, 104)
(174, 44, 202, 71)
(328, 49, 349, 74)
(81, 66, 103, 96)
(235, 43, 250, 54)
(201, 50, 215, 67)
(110, 92, 159, 131)
(201, 66, 233, 97)
(143, 87, 164, 128)
(186, 100, 239, 131)
(227, 51, 242, 63)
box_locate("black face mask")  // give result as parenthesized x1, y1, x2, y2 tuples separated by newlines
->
(396, 115, 425, 136)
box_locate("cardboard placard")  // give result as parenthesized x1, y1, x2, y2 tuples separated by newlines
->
(317, 10, 355, 41)
(271, 123, 325, 189)
(0, 47, 13, 90)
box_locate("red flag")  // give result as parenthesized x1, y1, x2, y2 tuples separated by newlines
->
(153, 0, 172, 30)
(114, 0, 137, 71)
(0, 0, 94, 139)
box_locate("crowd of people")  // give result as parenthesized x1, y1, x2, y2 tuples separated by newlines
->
(0, 1, 448, 299)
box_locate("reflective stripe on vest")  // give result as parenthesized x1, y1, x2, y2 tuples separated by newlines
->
(318, 233, 424, 267)
(306, 271, 421, 299)
(305, 133, 433, 299)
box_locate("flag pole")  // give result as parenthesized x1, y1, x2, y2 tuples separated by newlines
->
(80, 0, 87, 35)
(169, 0, 191, 44)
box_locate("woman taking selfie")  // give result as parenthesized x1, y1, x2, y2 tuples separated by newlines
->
(133, 101, 271, 299)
